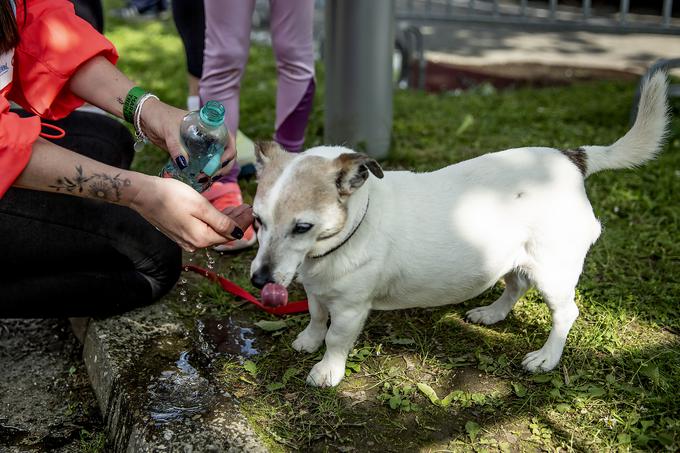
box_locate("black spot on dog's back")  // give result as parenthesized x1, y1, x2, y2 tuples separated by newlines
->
(560, 147, 587, 176)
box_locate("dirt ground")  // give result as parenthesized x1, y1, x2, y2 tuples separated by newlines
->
(0, 319, 104, 452)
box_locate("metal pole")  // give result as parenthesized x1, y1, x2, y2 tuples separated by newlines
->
(583, 0, 591, 19)
(620, 0, 629, 25)
(549, 0, 557, 21)
(662, 0, 673, 27)
(324, 0, 395, 159)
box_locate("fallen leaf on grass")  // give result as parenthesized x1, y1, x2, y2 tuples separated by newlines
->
(417, 382, 439, 405)
(243, 360, 257, 376)
(282, 367, 298, 383)
(531, 374, 553, 383)
(254, 320, 288, 331)
(266, 382, 284, 391)
(465, 420, 481, 441)
(512, 382, 527, 397)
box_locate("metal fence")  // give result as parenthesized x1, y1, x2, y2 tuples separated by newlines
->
(396, 0, 680, 35)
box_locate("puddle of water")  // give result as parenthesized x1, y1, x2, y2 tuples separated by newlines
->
(196, 317, 258, 358)
(147, 351, 215, 425)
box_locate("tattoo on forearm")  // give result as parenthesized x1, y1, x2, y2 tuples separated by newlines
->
(49, 165, 131, 202)
(117, 96, 124, 105)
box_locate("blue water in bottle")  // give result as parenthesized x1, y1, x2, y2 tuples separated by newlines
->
(160, 100, 229, 192)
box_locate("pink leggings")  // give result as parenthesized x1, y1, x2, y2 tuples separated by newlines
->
(200, 0, 316, 182)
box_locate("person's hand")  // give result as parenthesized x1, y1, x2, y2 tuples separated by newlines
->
(220, 204, 255, 244)
(128, 174, 249, 252)
(140, 99, 237, 180)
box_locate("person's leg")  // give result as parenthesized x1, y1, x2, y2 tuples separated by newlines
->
(110, 0, 167, 19)
(130, 0, 166, 13)
(0, 111, 181, 318)
(171, 0, 205, 111)
(200, 0, 255, 184)
(69, 0, 104, 33)
(200, 0, 255, 137)
(269, 0, 316, 152)
(0, 194, 181, 317)
(198, 0, 257, 251)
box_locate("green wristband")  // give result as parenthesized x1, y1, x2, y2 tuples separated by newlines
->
(123, 86, 147, 123)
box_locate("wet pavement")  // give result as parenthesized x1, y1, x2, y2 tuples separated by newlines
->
(82, 300, 267, 452)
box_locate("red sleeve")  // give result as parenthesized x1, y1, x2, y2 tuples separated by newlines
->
(8, 0, 119, 120)
(0, 97, 41, 197)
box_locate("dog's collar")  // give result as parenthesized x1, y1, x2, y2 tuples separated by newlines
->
(310, 198, 370, 259)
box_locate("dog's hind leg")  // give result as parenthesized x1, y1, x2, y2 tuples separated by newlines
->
(292, 294, 329, 353)
(466, 270, 530, 325)
(521, 269, 580, 373)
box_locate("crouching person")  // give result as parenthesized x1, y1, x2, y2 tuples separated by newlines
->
(0, 0, 247, 317)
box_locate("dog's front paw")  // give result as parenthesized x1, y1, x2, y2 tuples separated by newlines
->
(466, 305, 508, 325)
(306, 360, 345, 387)
(292, 328, 325, 353)
(521, 347, 561, 372)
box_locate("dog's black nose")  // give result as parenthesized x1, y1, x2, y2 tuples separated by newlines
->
(251, 265, 274, 289)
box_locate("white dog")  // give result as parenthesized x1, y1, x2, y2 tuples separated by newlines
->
(249, 73, 669, 387)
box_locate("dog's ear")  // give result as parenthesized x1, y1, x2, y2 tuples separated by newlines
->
(334, 152, 384, 197)
(254, 141, 285, 176)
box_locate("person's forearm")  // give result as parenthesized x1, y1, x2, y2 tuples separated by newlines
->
(68, 56, 136, 119)
(67, 56, 187, 164)
(13, 138, 148, 207)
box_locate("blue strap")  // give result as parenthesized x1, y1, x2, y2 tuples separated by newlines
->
(9, 0, 16, 16)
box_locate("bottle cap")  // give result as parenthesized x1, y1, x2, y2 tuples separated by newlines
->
(199, 101, 226, 127)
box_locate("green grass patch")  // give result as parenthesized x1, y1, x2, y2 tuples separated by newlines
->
(104, 5, 680, 450)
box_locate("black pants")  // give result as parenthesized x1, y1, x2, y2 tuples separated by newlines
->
(69, 0, 104, 33)
(0, 111, 181, 317)
(172, 0, 205, 79)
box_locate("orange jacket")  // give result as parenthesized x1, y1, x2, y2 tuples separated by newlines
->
(0, 0, 118, 197)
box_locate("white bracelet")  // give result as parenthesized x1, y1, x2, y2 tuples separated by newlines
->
(133, 92, 159, 152)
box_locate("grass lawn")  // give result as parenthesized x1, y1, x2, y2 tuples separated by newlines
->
(105, 7, 680, 452)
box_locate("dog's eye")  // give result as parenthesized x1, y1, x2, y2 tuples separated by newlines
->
(292, 223, 313, 234)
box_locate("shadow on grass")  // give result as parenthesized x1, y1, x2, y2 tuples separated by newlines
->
(193, 263, 678, 452)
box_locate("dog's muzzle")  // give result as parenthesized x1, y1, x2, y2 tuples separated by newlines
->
(251, 265, 275, 289)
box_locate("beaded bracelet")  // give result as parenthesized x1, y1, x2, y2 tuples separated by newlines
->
(132, 92, 159, 152)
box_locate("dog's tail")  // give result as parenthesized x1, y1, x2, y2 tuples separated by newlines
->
(580, 71, 669, 178)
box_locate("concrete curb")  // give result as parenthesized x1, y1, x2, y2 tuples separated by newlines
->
(83, 302, 267, 452)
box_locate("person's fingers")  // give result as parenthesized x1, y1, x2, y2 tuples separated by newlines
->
(208, 133, 238, 179)
(192, 225, 235, 248)
(195, 171, 213, 192)
(166, 134, 190, 170)
(228, 205, 254, 231)
(221, 204, 254, 231)
(224, 132, 237, 162)
(198, 202, 244, 241)
(222, 203, 250, 218)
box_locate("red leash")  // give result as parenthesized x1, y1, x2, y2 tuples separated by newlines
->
(183, 264, 309, 316)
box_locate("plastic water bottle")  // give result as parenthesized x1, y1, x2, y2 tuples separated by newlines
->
(160, 100, 229, 192)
